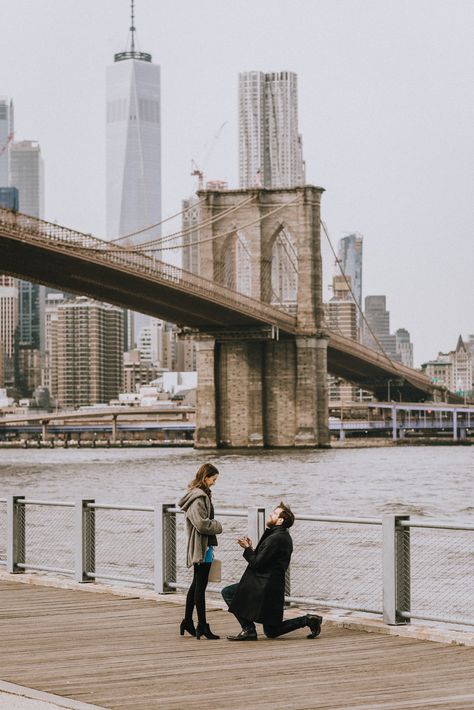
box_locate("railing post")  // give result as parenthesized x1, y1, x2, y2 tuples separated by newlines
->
(7, 495, 25, 574)
(75, 498, 95, 583)
(248, 507, 266, 547)
(155, 503, 176, 594)
(392, 406, 398, 441)
(111, 415, 118, 444)
(383, 514, 410, 624)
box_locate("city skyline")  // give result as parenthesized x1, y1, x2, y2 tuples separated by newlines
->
(0, 0, 473, 365)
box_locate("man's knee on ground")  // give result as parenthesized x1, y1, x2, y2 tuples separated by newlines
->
(263, 626, 279, 638)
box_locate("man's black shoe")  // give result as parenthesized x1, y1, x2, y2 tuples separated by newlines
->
(306, 614, 323, 639)
(227, 628, 258, 641)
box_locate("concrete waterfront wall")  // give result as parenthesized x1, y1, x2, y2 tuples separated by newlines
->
(194, 186, 329, 448)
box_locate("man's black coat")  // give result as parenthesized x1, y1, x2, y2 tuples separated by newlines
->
(229, 525, 293, 625)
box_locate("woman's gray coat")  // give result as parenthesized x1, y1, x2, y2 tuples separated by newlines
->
(178, 488, 223, 567)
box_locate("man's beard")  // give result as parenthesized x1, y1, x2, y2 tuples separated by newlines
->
(267, 520, 276, 528)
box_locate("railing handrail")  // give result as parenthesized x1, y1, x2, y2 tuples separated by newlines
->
(164, 505, 248, 517)
(3, 497, 474, 531)
(399, 519, 474, 532)
(296, 514, 382, 525)
(87, 503, 154, 513)
(20, 499, 74, 507)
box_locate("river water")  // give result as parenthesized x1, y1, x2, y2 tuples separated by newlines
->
(0, 445, 472, 520)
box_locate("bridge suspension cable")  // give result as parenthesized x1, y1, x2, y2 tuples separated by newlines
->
(320, 219, 408, 378)
(83, 195, 301, 256)
(122, 195, 257, 250)
(138, 195, 301, 253)
(109, 197, 207, 243)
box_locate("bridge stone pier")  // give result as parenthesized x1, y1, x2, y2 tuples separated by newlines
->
(192, 185, 329, 448)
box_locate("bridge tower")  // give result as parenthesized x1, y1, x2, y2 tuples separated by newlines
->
(193, 185, 329, 448)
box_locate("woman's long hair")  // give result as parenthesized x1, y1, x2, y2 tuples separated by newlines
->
(188, 463, 219, 493)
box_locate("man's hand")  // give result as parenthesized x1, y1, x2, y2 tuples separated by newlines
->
(237, 536, 252, 549)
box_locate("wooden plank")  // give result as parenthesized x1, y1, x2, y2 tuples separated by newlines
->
(0, 580, 473, 709)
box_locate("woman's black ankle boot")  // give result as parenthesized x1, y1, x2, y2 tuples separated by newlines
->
(180, 618, 196, 636)
(196, 623, 220, 640)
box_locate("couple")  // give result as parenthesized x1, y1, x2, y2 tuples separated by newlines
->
(178, 463, 322, 641)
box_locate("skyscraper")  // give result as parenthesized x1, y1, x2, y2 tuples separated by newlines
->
(106, 2, 161, 245)
(362, 295, 398, 361)
(395, 328, 414, 368)
(337, 233, 363, 320)
(0, 275, 18, 387)
(9, 140, 45, 394)
(51, 298, 124, 408)
(42, 292, 64, 396)
(0, 185, 20, 384)
(106, 2, 162, 348)
(239, 71, 305, 189)
(328, 276, 358, 340)
(327, 275, 358, 404)
(0, 97, 14, 186)
(10, 141, 44, 219)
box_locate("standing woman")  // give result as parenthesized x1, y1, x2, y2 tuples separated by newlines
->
(178, 463, 223, 639)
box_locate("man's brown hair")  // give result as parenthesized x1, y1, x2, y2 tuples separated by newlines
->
(278, 501, 295, 529)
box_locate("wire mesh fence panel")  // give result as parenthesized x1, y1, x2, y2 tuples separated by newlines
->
(208, 514, 251, 594)
(173, 511, 249, 594)
(23, 504, 74, 573)
(403, 527, 474, 624)
(93, 508, 154, 584)
(289, 520, 383, 612)
(0, 500, 6, 564)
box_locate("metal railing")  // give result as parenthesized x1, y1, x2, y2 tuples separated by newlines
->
(0, 495, 473, 628)
(287, 514, 383, 614)
(397, 519, 474, 627)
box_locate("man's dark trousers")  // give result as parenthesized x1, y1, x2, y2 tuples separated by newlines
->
(222, 583, 308, 638)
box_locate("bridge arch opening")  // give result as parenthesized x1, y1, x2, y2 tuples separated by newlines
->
(270, 223, 298, 312)
(222, 230, 252, 296)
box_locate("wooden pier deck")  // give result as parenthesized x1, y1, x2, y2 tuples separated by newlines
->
(0, 579, 473, 709)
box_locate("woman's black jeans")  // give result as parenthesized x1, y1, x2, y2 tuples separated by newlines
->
(185, 562, 211, 626)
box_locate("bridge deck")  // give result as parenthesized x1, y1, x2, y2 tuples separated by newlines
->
(0, 579, 473, 709)
(0, 206, 450, 402)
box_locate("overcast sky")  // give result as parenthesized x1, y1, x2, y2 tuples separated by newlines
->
(1, 0, 473, 365)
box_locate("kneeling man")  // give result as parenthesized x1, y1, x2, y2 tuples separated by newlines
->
(222, 502, 322, 641)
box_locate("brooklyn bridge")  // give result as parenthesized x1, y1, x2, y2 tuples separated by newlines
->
(0, 186, 450, 448)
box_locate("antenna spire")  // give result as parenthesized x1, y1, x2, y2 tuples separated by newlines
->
(114, 0, 152, 63)
(130, 0, 135, 53)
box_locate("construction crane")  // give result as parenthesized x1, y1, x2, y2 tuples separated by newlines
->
(0, 131, 14, 159)
(191, 159, 204, 190)
(191, 121, 227, 190)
